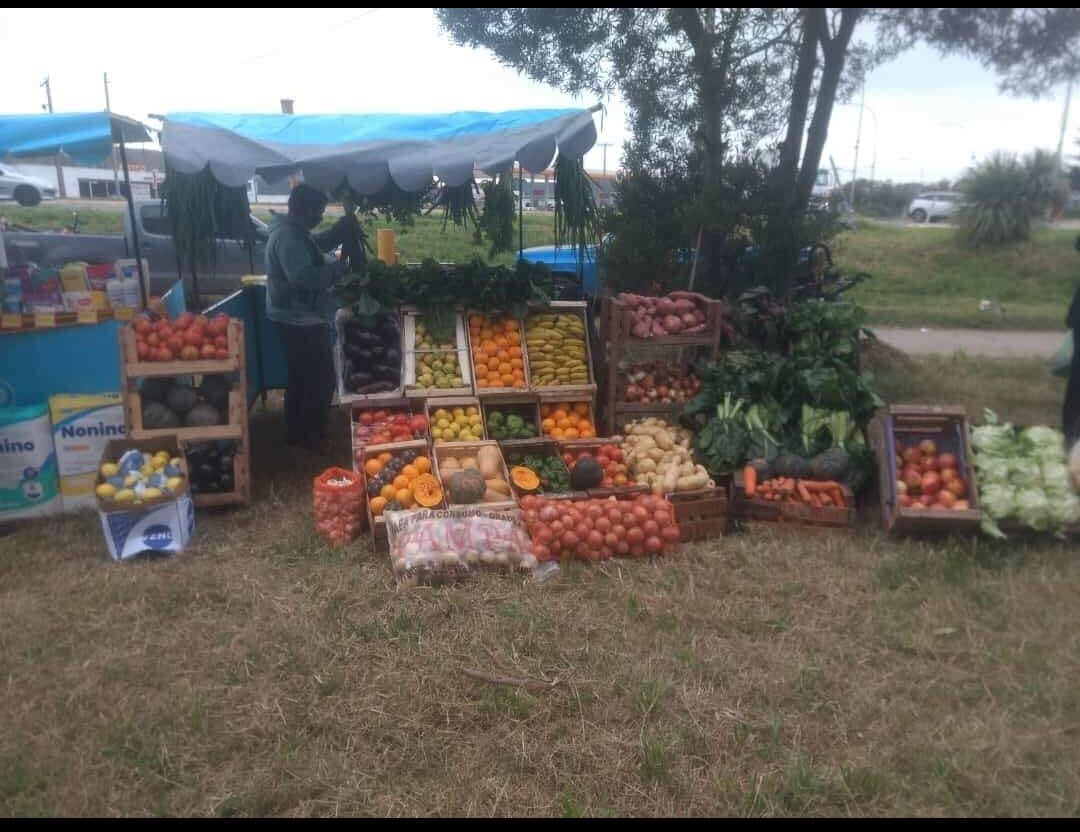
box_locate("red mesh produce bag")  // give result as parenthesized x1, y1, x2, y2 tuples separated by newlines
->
(313, 467, 367, 546)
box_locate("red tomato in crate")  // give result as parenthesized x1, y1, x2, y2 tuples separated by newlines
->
(201, 344, 217, 360)
(136, 340, 151, 360)
(215, 348, 229, 360)
(184, 329, 204, 348)
(174, 311, 195, 330)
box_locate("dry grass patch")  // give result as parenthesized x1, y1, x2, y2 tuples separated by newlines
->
(1, 382, 1079, 816)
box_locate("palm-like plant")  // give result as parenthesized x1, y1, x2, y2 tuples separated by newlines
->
(958, 149, 1068, 246)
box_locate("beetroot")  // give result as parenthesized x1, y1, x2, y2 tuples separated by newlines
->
(632, 321, 652, 338)
(662, 314, 684, 332)
(672, 298, 696, 314)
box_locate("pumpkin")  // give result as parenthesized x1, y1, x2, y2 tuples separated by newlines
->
(570, 454, 604, 490)
(510, 466, 540, 493)
(412, 474, 443, 508)
(486, 477, 511, 496)
(447, 468, 486, 504)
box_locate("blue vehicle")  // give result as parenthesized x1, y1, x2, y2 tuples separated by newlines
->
(516, 243, 601, 300)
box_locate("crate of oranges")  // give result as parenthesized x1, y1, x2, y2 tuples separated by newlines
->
(467, 312, 530, 393)
(539, 400, 598, 441)
(361, 440, 444, 548)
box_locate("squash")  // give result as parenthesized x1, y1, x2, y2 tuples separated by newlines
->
(185, 402, 223, 427)
(440, 457, 461, 472)
(458, 456, 478, 470)
(143, 401, 180, 430)
(570, 454, 604, 490)
(412, 474, 443, 507)
(510, 465, 540, 493)
(477, 445, 502, 478)
(485, 477, 511, 496)
(447, 469, 486, 504)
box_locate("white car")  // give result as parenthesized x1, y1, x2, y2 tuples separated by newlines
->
(908, 191, 964, 223)
(0, 164, 57, 206)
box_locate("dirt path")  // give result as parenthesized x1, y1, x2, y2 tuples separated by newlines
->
(874, 326, 1066, 358)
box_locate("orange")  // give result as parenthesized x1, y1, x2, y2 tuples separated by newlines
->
(501, 373, 515, 386)
(495, 336, 509, 348)
(553, 408, 568, 422)
(392, 474, 411, 491)
(364, 458, 382, 477)
(498, 362, 512, 374)
(505, 320, 519, 331)
(414, 457, 431, 474)
(541, 418, 556, 432)
(509, 347, 522, 359)
(579, 427, 596, 439)
(480, 328, 495, 341)
(487, 357, 501, 371)
(556, 417, 571, 430)
(370, 496, 388, 516)
(401, 464, 420, 480)
(541, 404, 553, 417)
(573, 402, 590, 416)
(550, 427, 565, 439)
(483, 341, 499, 356)
(567, 413, 581, 427)
(378, 452, 392, 464)
(380, 483, 397, 501)
(507, 331, 521, 345)
(396, 488, 414, 508)
(469, 314, 484, 328)
(512, 369, 525, 380)
(513, 379, 526, 388)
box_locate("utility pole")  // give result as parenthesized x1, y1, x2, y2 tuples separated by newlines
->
(849, 83, 865, 209)
(104, 72, 120, 194)
(40, 76, 67, 197)
(598, 142, 613, 176)
(1056, 76, 1073, 169)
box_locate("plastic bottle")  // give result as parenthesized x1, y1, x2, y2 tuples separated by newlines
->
(121, 273, 140, 310)
(105, 277, 127, 311)
(2, 276, 22, 314)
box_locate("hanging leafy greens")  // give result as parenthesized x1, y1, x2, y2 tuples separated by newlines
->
(478, 169, 516, 256)
(162, 161, 253, 279)
(554, 154, 603, 273)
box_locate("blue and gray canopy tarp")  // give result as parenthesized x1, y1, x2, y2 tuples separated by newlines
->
(159, 107, 599, 193)
(0, 111, 152, 165)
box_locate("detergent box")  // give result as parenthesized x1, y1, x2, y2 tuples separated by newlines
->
(49, 393, 127, 513)
(96, 437, 194, 561)
(0, 403, 62, 520)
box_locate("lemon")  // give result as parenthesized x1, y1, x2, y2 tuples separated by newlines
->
(100, 463, 119, 478)
(431, 427, 443, 440)
(123, 473, 140, 488)
(139, 464, 154, 479)
(96, 483, 117, 500)
(466, 407, 478, 417)
(114, 489, 135, 503)
(142, 487, 163, 500)
(165, 477, 184, 493)
(169, 457, 183, 468)
(437, 418, 450, 430)
(468, 414, 482, 427)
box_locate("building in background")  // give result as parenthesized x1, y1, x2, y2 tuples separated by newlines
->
(4, 147, 165, 200)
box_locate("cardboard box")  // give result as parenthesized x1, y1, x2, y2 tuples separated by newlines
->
(49, 393, 126, 513)
(96, 437, 194, 560)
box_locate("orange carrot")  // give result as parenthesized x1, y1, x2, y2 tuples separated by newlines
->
(743, 465, 757, 498)
(803, 480, 842, 492)
(797, 481, 812, 503)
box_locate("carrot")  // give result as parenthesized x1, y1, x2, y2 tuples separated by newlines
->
(802, 480, 841, 492)
(819, 493, 833, 506)
(743, 465, 757, 498)
(797, 481, 812, 503)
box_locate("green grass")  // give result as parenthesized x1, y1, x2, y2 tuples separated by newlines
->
(834, 219, 1079, 330)
(1, 205, 125, 234)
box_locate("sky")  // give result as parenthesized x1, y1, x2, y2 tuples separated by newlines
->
(1, 7, 1076, 186)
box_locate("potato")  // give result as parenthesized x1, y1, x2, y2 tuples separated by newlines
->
(654, 430, 674, 451)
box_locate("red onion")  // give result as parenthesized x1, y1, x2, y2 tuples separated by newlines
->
(680, 312, 698, 328)
(662, 314, 684, 332)
(672, 298, 696, 314)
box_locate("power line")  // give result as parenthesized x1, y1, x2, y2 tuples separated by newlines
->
(238, 9, 384, 67)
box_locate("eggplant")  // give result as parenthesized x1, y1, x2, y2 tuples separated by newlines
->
(355, 380, 397, 395)
(371, 363, 400, 380)
(219, 454, 233, 473)
(370, 344, 386, 359)
(383, 347, 401, 364)
(348, 371, 374, 389)
(345, 329, 381, 346)
(378, 316, 400, 337)
(344, 344, 373, 363)
(220, 474, 234, 492)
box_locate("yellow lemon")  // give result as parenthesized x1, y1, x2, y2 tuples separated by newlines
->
(166, 477, 184, 493)
(95, 483, 116, 500)
(100, 463, 119, 478)
(142, 487, 163, 500)
(114, 489, 135, 503)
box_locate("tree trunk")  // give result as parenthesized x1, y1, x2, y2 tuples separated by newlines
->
(773, 9, 820, 210)
(795, 8, 862, 211)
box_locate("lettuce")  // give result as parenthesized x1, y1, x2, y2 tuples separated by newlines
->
(1015, 488, 1052, 531)
(1020, 425, 1066, 465)
(979, 483, 1016, 519)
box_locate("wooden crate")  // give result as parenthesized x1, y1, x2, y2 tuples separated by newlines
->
(600, 351, 705, 437)
(119, 318, 244, 378)
(465, 310, 532, 395)
(524, 301, 596, 395)
(180, 436, 251, 508)
(872, 404, 981, 535)
(481, 393, 543, 447)
(95, 436, 191, 513)
(126, 384, 245, 442)
(665, 487, 731, 540)
(731, 481, 855, 529)
(360, 440, 438, 546)
(537, 395, 599, 442)
(333, 308, 404, 405)
(433, 441, 516, 511)
(425, 396, 486, 447)
(349, 398, 428, 473)
(119, 317, 250, 508)
(501, 438, 583, 500)
(557, 437, 649, 498)
(600, 293, 722, 348)
(402, 309, 474, 398)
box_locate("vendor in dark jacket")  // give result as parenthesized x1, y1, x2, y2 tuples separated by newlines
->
(265, 184, 357, 448)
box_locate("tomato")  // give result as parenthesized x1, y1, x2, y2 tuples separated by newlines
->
(603, 532, 619, 549)
(215, 348, 229, 360)
(654, 510, 673, 528)
(921, 456, 940, 472)
(136, 340, 151, 360)
(920, 472, 941, 496)
(208, 315, 229, 336)
(627, 527, 644, 545)
(632, 505, 650, 524)
(181, 345, 199, 361)
(628, 543, 644, 558)
(548, 539, 562, 556)
(642, 519, 660, 537)
(134, 318, 152, 336)
(147, 331, 161, 347)
(946, 478, 967, 497)
(612, 524, 627, 539)
(615, 540, 630, 556)
(587, 530, 604, 551)
(534, 543, 552, 561)
(594, 516, 612, 534)
(359, 411, 374, 426)
(952, 499, 970, 510)
(201, 344, 218, 360)
(174, 311, 195, 330)
(644, 536, 663, 554)
(918, 439, 937, 456)
(214, 334, 228, 349)
(157, 347, 174, 362)
(154, 318, 171, 334)
(167, 335, 185, 354)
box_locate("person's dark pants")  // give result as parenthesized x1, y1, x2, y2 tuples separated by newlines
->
(276, 321, 335, 445)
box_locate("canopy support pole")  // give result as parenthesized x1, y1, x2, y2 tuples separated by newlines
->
(117, 138, 149, 309)
(518, 165, 524, 259)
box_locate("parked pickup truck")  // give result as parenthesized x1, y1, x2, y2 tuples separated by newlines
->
(1, 201, 269, 298)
